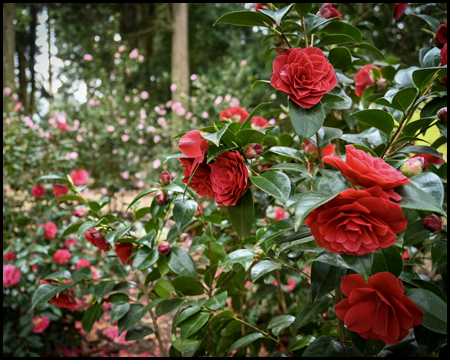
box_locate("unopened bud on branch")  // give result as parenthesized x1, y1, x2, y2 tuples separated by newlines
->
(244, 143, 264, 159)
(400, 157, 425, 178)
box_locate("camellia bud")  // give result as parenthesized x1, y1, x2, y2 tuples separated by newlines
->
(243, 143, 263, 159)
(400, 157, 425, 178)
(84, 294, 95, 304)
(156, 192, 169, 205)
(438, 107, 447, 123)
(158, 241, 171, 255)
(253, 247, 265, 257)
(73, 208, 88, 218)
(423, 215, 443, 233)
(170, 291, 178, 299)
(160, 170, 171, 185)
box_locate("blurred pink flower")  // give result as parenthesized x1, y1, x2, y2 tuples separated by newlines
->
(170, 83, 177, 92)
(107, 125, 115, 132)
(88, 98, 96, 106)
(190, 74, 197, 81)
(73, 119, 80, 129)
(166, 100, 173, 108)
(112, 149, 118, 154)
(129, 48, 138, 59)
(176, 107, 186, 116)
(279, 113, 287, 120)
(125, 67, 131, 74)
(133, 88, 138, 93)
(122, 171, 129, 180)
(14, 102, 22, 112)
(225, 94, 232, 102)
(157, 118, 167, 128)
(140, 91, 149, 100)
(269, 118, 276, 125)
(124, 96, 130, 103)
(119, 119, 127, 125)
(133, 96, 139, 103)
(121, 134, 130, 142)
(240, 60, 247, 66)
(5, 118, 11, 125)
(83, 54, 93, 61)
(12, 93, 18, 100)
(202, 111, 209, 118)
(119, 45, 126, 52)
(153, 159, 161, 169)
(114, 53, 120, 58)
(186, 112, 193, 119)
(3, 87, 11, 95)
(101, 188, 108, 195)
(147, 126, 156, 133)
(154, 135, 161, 143)
(230, 98, 240, 106)
(137, 180, 144, 188)
(140, 109, 147, 119)
(138, 54, 144, 61)
(103, 327, 118, 340)
(214, 96, 223, 105)
(76, 135, 83, 142)
(138, 124, 144, 129)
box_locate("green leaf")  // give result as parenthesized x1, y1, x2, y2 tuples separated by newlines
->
(136, 229, 156, 248)
(396, 181, 446, 216)
(82, 304, 102, 335)
(322, 87, 353, 109)
(227, 189, 255, 238)
(44, 270, 71, 280)
(303, 336, 347, 357)
(375, 87, 418, 114)
(315, 176, 348, 195)
(298, 13, 337, 40)
(214, 11, 272, 27)
(157, 299, 185, 317)
(133, 247, 159, 272)
(235, 128, 270, 147)
(251, 260, 282, 282)
(350, 109, 395, 136)
(125, 326, 154, 341)
(172, 338, 201, 354)
(72, 266, 93, 281)
(371, 246, 403, 277)
(126, 188, 160, 210)
(350, 331, 385, 357)
(173, 200, 197, 232)
(110, 303, 131, 323)
(294, 192, 339, 231)
(239, 102, 272, 130)
(311, 262, 347, 303)
(293, 297, 333, 332)
(180, 312, 210, 340)
(107, 293, 130, 304)
(295, 3, 312, 18)
(398, 145, 444, 161)
(207, 144, 237, 164)
(410, 172, 445, 205)
(142, 298, 166, 313)
(250, 171, 291, 204)
(204, 291, 227, 310)
(321, 20, 362, 42)
(268, 315, 295, 336)
(431, 241, 447, 271)
(268, 146, 305, 162)
(251, 79, 271, 90)
(154, 279, 175, 298)
(77, 218, 107, 241)
(404, 220, 433, 246)
(229, 333, 265, 355)
(92, 281, 115, 301)
(221, 249, 256, 268)
(201, 123, 231, 147)
(265, 163, 311, 178)
(105, 226, 132, 246)
(171, 277, 204, 296)
(349, 42, 384, 59)
(403, 117, 438, 136)
(318, 34, 359, 47)
(309, 126, 344, 149)
(408, 14, 441, 32)
(37, 174, 70, 184)
(412, 67, 447, 92)
(259, 4, 295, 26)
(54, 194, 87, 204)
(423, 47, 442, 68)
(289, 99, 325, 145)
(62, 222, 82, 237)
(31, 283, 72, 308)
(314, 251, 374, 281)
(167, 247, 197, 278)
(118, 303, 144, 335)
(340, 127, 387, 148)
(406, 288, 447, 334)
(414, 325, 447, 357)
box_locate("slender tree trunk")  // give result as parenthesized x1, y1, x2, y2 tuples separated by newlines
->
(29, 4, 38, 116)
(171, 3, 190, 148)
(47, 7, 53, 106)
(3, 3, 16, 113)
(16, 31, 28, 109)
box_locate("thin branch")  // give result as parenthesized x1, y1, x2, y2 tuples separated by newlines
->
(335, 286, 347, 346)
(302, 17, 309, 47)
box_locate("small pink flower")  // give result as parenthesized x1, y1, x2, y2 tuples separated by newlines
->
(12, 93, 18, 100)
(65, 238, 78, 248)
(166, 100, 173, 108)
(153, 159, 161, 169)
(76, 258, 90, 270)
(129, 48, 139, 59)
(53, 249, 71, 265)
(14, 102, 22, 112)
(71, 169, 89, 186)
(112, 149, 118, 154)
(147, 126, 156, 133)
(269, 119, 276, 125)
(125, 67, 131, 74)
(133, 96, 139, 103)
(230, 98, 240, 106)
(122, 171, 129, 180)
(119, 118, 127, 125)
(124, 96, 130, 103)
(119, 45, 126, 52)
(140, 91, 149, 100)
(154, 135, 161, 143)
(190, 74, 198, 81)
(138, 54, 144, 61)
(32, 316, 50, 333)
(100, 187, 108, 195)
(107, 125, 115, 132)
(3, 87, 11, 95)
(103, 326, 118, 340)
(5, 118, 11, 125)
(202, 111, 209, 118)
(176, 107, 186, 116)
(114, 52, 120, 58)
(240, 60, 247, 67)
(3, 264, 21, 287)
(214, 96, 223, 105)
(83, 54, 93, 61)
(76, 135, 83, 142)
(138, 138, 144, 145)
(170, 83, 177, 92)
(121, 134, 130, 142)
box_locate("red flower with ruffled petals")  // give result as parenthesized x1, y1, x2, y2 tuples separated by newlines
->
(39, 222, 58, 239)
(179, 158, 215, 199)
(355, 65, 383, 97)
(335, 272, 423, 344)
(317, 3, 342, 19)
(84, 228, 110, 251)
(53, 249, 71, 265)
(32, 316, 50, 333)
(70, 169, 89, 186)
(220, 106, 249, 123)
(52, 184, 69, 198)
(412, 153, 445, 170)
(251, 116, 269, 130)
(436, 24, 447, 46)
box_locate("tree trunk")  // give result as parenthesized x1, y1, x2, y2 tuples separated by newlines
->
(47, 7, 54, 106)
(3, 3, 16, 113)
(171, 3, 190, 148)
(16, 31, 28, 109)
(29, 5, 38, 116)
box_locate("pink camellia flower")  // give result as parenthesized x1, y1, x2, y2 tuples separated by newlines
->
(83, 54, 93, 61)
(354, 64, 385, 98)
(3, 264, 21, 287)
(153, 159, 161, 169)
(154, 135, 161, 143)
(190, 74, 198, 81)
(125, 67, 131, 74)
(122, 134, 130, 142)
(147, 126, 156, 133)
(4, 252, 16, 261)
(170, 83, 177, 92)
(129, 48, 139, 59)
(58, 121, 69, 131)
(119, 118, 127, 126)
(202, 111, 209, 118)
(214, 96, 223, 105)
(402, 250, 410, 260)
(64, 238, 78, 248)
(3, 87, 11, 95)
(240, 60, 248, 67)
(274, 207, 287, 221)
(140, 91, 149, 100)
(76, 258, 91, 270)
(394, 3, 408, 20)
(107, 125, 115, 132)
(124, 95, 130, 103)
(31, 185, 46, 198)
(32, 316, 50, 333)
(221, 106, 249, 122)
(73, 208, 88, 218)
(39, 222, 58, 239)
(317, 3, 342, 19)
(103, 326, 119, 340)
(70, 169, 89, 186)
(122, 171, 129, 180)
(138, 54, 144, 61)
(53, 249, 71, 265)
(14, 102, 22, 112)
(251, 116, 269, 130)
(12, 93, 18, 100)
(119, 45, 126, 52)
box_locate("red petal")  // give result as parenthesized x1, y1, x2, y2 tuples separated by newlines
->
(344, 300, 377, 333)
(369, 272, 404, 299)
(341, 274, 369, 297)
(179, 130, 207, 158)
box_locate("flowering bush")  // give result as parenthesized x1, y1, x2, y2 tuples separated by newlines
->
(4, 2, 448, 358)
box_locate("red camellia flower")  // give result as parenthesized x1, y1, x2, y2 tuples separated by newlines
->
(354, 64, 384, 97)
(436, 24, 447, 46)
(305, 186, 407, 256)
(220, 106, 249, 123)
(52, 184, 69, 199)
(39, 222, 58, 239)
(210, 151, 250, 206)
(52, 288, 77, 309)
(53, 249, 71, 265)
(64, 238, 79, 248)
(158, 241, 171, 255)
(179, 158, 215, 199)
(274, 207, 287, 221)
(84, 228, 111, 251)
(73, 208, 88, 218)
(335, 272, 423, 344)
(317, 3, 342, 19)
(32, 316, 50, 334)
(271, 47, 337, 108)
(115, 243, 134, 265)
(394, 3, 408, 20)
(76, 258, 91, 270)
(412, 153, 445, 170)
(3, 264, 21, 287)
(179, 130, 208, 159)
(31, 185, 45, 198)
(303, 140, 335, 159)
(423, 214, 443, 233)
(251, 116, 269, 130)
(4, 252, 16, 261)
(58, 121, 69, 131)
(324, 145, 410, 200)
(70, 169, 89, 186)
(441, 43, 447, 84)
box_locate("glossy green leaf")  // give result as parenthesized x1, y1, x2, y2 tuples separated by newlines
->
(404, 220, 433, 246)
(268, 146, 305, 162)
(265, 163, 312, 178)
(173, 200, 197, 231)
(167, 247, 197, 278)
(107, 293, 130, 304)
(126, 188, 160, 210)
(105, 226, 132, 246)
(293, 297, 333, 332)
(350, 109, 395, 136)
(171, 276, 204, 296)
(318, 34, 359, 46)
(289, 99, 325, 145)
(309, 126, 344, 149)
(375, 87, 418, 114)
(204, 291, 227, 310)
(423, 47, 442, 68)
(202, 123, 231, 147)
(431, 241, 447, 271)
(227, 189, 255, 238)
(371, 246, 403, 277)
(294, 192, 339, 231)
(350, 331, 385, 356)
(410, 172, 445, 205)
(251, 79, 271, 90)
(82, 303, 102, 335)
(315, 251, 373, 281)
(295, 3, 312, 18)
(221, 249, 256, 267)
(37, 174, 70, 184)
(327, 47, 358, 69)
(268, 315, 295, 336)
(259, 4, 295, 26)
(396, 181, 446, 216)
(315, 175, 348, 195)
(311, 262, 347, 303)
(251, 260, 282, 282)
(408, 14, 441, 32)
(118, 304, 144, 334)
(239, 102, 272, 130)
(250, 171, 291, 204)
(136, 229, 156, 248)
(180, 311, 210, 340)
(77, 218, 107, 241)
(172, 338, 201, 354)
(133, 247, 159, 272)
(303, 336, 347, 357)
(62, 222, 82, 237)
(229, 333, 265, 354)
(110, 302, 131, 323)
(412, 67, 447, 92)
(55, 194, 87, 204)
(31, 283, 72, 308)
(125, 325, 154, 341)
(214, 11, 272, 27)
(154, 279, 175, 298)
(92, 281, 115, 301)
(157, 299, 185, 317)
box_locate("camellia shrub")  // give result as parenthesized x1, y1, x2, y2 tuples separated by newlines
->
(21, 2, 448, 357)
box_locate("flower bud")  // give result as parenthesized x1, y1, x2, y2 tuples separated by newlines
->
(156, 192, 169, 205)
(83, 294, 95, 304)
(160, 170, 171, 185)
(400, 157, 425, 178)
(243, 143, 263, 159)
(253, 247, 265, 257)
(73, 208, 88, 218)
(423, 215, 443, 233)
(438, 107, 447, 123)
(170, 291, 178, 299)
(158, 241, 171, 255)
